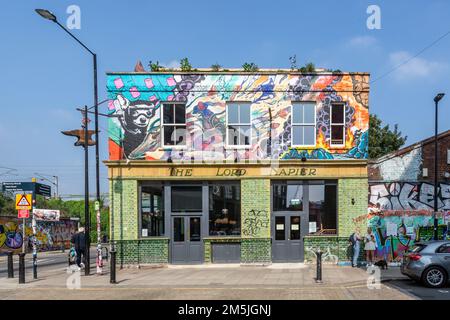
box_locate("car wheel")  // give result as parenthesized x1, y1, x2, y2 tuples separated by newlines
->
(422, 266, 448, 288)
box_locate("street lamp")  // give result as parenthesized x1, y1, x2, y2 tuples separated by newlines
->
(36, 8, 101, 275)
(433, 93, 445, 240)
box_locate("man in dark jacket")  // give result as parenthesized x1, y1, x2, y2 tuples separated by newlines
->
(71, 227, 86, 269)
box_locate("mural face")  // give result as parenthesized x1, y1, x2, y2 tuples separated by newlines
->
(0, 217, 78, 254)
(107, 73, 369, 161)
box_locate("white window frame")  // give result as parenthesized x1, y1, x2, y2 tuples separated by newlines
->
(291, 102, 316, 147)
(330, 103, 345, 147)
(226, 102, 252, 149)
(161, 102, 187, 148)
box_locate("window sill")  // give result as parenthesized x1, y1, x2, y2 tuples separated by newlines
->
(158, 146, 187, 151)
(225, 146, 251, 150)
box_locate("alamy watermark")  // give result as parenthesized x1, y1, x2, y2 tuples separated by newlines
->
(66, 5, 81, 30)
(367, 5, 381, 30)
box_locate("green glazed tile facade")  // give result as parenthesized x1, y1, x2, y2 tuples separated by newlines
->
(110, 179, 139, 241)
(241, 238, 271, 264)
(116, 238, 169, 266)
(338, 178, 368, 237)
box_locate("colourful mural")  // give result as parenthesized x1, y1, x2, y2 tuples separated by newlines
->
(0, 217, 78, 254)
(106, 73, 369, 161)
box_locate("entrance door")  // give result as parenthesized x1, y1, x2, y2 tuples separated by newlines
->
(272, 212, 308, 262)
(171, 216, 203, 264)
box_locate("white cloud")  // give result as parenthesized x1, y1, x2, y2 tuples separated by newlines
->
(347, 35, 377, 47)
(388, 51, 447, 80)
(162, 60, 180, 69)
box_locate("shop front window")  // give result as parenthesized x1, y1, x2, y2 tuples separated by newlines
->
(273, 183, 304, 211)
(209, 183, 241, 236)
(171, 186, 202, 212)
(140, 184, 164, 237)
(308, 182, 337, 235)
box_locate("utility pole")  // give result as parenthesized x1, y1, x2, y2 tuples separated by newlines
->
(83, 106, 91, 276)
(433, 93, 445, 240)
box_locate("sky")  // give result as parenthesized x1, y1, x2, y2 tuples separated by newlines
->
(0, 0, 449, 197)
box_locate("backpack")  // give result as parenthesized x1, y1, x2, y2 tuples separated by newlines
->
(349, 233, 356, 245)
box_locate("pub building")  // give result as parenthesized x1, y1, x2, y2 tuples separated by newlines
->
(105, 68, 369, 265)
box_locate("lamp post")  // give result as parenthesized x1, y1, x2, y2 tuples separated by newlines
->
(36, 8, 101, 274)
(433, 93, 445, 241)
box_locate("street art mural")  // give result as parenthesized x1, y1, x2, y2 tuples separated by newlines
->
(0, 217, 78, 254)
(107, 73, 369, 161)
(363, 182, 450, 261)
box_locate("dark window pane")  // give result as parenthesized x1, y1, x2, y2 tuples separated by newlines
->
(275, 216, 285, 240)
(175, 104, 185, 124)
(163, 104, 174, 124)
(309, 184, 337, 235)
(239, 103, 250, 123)
(173, 217, 184, 242)
(331, 125, 344, 145)
(227, 126, 239, 145)
(190, 217, 201, 241)
(141, 185, 164, 237)
(209, 184, 241, 236)
(171, 186, 202, 212)
(273, 183, 303, 211)
(227, 103, 239, 123)
(164, 126, 175, 145)
(290, 216, 301, 240)
(331, 104, 344, 124)
(174, 126, 186, 145)
(239, 125, 251, 145)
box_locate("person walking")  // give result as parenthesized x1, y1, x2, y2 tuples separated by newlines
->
(71, 227, 86, 270)
(349, 228, 362, 267)
(364, 227, 376, 266)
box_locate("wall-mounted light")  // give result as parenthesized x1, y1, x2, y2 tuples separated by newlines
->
(301, 157, 307, 162)
(351, 198, 355, 205)
(167, 156, 173, 163)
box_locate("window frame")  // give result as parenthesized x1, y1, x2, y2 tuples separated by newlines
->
(226, 101, 252, 149)
(138, 183, 165, 238)
(208, 182, 241, 237)
(330, 103, 346, 147)
(161, 102, 187, 148)
(291, 101, 317, 147)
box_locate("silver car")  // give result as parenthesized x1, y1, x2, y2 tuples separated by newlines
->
(401, 240, 450, 288)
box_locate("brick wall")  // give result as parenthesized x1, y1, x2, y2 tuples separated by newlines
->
(110, 179, 138, 241)
(338, 178, 368, 236)
(241, 238, 271, 264)
(422, 134, 450, 182)
(116, 238, 169, 266)
(303, 236, 363, 263)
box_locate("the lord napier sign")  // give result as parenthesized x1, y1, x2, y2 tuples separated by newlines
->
(169, 167, 318, 177)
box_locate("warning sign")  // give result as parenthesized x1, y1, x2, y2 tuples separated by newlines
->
(15, 194, 32, 210)
(18, 209, 30, 219)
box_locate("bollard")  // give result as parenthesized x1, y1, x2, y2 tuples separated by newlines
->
(316, 250, 323, 283)
(18, 253, 25, 284)
(110, 250, 117, 284)
(7, 252, 14, 278)
(61, 244, 65, 253)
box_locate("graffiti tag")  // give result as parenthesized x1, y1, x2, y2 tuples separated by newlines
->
(242, 209, 269, 237)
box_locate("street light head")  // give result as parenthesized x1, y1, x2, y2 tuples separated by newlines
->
(35, 9, 57, 22)
(434, 93, 445, 103)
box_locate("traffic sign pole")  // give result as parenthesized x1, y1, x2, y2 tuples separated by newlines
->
(31, 191, 38, 279)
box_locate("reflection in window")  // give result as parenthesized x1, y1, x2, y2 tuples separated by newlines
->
(290, 216, 301, 240)
(190, 217, 201, 241)
(209, 184, 241, 236)
(162, 103, 186, 146)
(227, 102, 251, 146)
(309, 183, 337, 235)
(331, 103, 345, 145)
(140, 184, 164, 237)
(275, 216, 285, 240)
(173, 217, 184, 242)
(171, 186, 202, 212)
(273, 183, 303, 211)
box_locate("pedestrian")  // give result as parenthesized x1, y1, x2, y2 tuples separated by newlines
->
(349, 228, 362, 267)
(364, 227, 376, 266)
(71, 227, 86, 270)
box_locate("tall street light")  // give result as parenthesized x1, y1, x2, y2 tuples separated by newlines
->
(36, 8, 101, 274)
(433, 93, 445, 240)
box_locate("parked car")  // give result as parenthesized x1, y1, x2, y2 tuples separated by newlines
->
(401, 240, 450, 288)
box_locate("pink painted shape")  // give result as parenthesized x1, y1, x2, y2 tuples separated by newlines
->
(114, 78, 124, 89)
(150, 95, 157, 101)
(130, 87, 140, 98)
(167, 95, 174, 101)
(108, 100, 115, 110)
(144, 78, 154, 88)
(166, 77, 176, 86)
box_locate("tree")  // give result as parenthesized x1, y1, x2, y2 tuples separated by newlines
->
(369, 114, 407, 159)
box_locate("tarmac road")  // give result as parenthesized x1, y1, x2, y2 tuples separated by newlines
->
(386, 279, 450, 300)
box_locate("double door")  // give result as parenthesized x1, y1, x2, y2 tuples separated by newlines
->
(171, 215, 203, 264)
(272, 212, 308, 262)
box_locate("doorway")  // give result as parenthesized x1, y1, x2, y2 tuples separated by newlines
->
(171, 215, 203, 264)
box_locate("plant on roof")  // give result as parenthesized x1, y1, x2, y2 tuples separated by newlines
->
(148, 61, 164, 72)
(180, 58, 192, 72)
(242, 62, 259, 72)
(298, 62, 315, 73)
(211, 63, 221, 71)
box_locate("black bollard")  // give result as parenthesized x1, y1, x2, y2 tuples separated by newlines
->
(316, 250, 323, 283)
(7, 252, 14, 278)
(110, 250, 116, 284)
(18, 253, 25, 284)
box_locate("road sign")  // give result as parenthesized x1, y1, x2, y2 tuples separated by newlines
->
(15, 194, 32, 210)
(35, 183, 52, 197)
(18, 209, 30, 219)
(2, 182, 52, 197)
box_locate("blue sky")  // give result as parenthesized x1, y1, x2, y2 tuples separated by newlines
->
(0, 0, 449, 196)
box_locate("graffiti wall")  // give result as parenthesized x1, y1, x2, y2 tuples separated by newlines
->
(0, 216, 78, 254)
(107, 73, 369, 161)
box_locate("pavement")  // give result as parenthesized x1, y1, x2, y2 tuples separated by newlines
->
(0, 251, 415, 300)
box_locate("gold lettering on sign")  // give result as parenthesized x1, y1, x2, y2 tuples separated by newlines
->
(216, 168, 247, 177)
(272, 168, 317, 176)
(169, 168, 193, 176)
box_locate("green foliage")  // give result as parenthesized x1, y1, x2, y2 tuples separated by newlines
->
(242, 62, 259, 72)
(0, 192, 15, 216)
(211, 63, 221, 71)
(180, 58, 192, 72)
(148, 60, 164, 72)
(369, 114, 407, 159)
(298, 62, 315, 73)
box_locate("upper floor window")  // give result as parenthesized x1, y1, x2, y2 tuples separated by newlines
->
(330, 103, 345, 146)
(162, 103, 186, 146)
(227, 102, 251, 147)
(292, 102, 316, 146)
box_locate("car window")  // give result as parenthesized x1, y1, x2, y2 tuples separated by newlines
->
(436, 244, 450, 254)
(411, 244, 426, 253)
